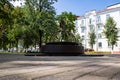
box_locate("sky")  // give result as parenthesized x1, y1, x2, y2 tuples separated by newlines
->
(53, 0, 120, 16)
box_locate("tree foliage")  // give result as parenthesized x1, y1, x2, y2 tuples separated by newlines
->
(56, 12, 77, 42)
(0, 0, 80, 52)
(89, 29, 96, 49)
(0, 0, 13, 37)
(103, 17, 118, 50)
(0, 0, 14, 50)
(24, 0, 57, 50)
(75, 34, 82, 44)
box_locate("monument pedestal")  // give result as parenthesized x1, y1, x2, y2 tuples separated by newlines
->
(41, 42, 84, 56)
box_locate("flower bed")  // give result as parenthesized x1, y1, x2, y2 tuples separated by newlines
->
(85, 51, 111, 55)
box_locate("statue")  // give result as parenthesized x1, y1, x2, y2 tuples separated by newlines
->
(40, 18, 84, 56)
(60, 18, 65, 31)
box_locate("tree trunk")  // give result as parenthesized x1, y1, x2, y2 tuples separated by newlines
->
(2, 32, 4, 51)
(39, 30, 43, 52)
(112, 45, 114, 50)
(35, 40, 36, 50)
(91, 44, 93, 49)
(2, 40, 4, 51)
(12, 42, 14, 52)
(9, 42, 12, 52)
(111, 45, 114, 54)
(16, 40, 18, 53)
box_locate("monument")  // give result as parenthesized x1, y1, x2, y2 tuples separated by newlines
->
(41, 19, 84, 56)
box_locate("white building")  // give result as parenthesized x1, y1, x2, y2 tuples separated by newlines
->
(76, 3, 120, 52)
(9, 0, 25, 7)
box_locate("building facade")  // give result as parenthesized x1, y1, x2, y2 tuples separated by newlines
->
(9, 0, 25, 7)
(75, 3, 120, 52)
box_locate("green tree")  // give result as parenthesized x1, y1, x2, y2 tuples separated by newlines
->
(89, 30, 96, 49)
(0, 0, 13, 33)
(103, 17, 118, 51)
(57, 12, 77, 42)
(22, 27, 34, 50)
(7, 6, 25, 52)
(75, 34, 82, 44)
(0, 0, 13, 50)
(43, 13, 58, 43)
(24, 0, 57, 51)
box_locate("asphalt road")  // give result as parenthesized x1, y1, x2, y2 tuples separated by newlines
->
(0, 54, 120, 80)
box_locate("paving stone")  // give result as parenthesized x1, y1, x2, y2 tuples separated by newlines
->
(0, 54, 120, 80)
(75, 75, 107, 80)
(0, 75, 26, 80)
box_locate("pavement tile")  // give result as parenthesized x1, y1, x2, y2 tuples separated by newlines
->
(90, 66, 120, 78)
(0, 54, 120, 80)
(75, 75, 107, 80)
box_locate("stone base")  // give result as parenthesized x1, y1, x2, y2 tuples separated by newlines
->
(41, 42, 84, 56)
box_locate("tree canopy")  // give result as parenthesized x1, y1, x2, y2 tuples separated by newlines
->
(89, 29, 96, 49)
(56, 12, 77, 42)
(0, 0, 81, 52)
(103, 17, 118, 50)
(24, 0, 57, 50)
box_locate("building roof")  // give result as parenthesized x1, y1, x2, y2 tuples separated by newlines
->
(77, 16, 84, 19)
(77, 3, 120, 18)
(97, 6, 120, 14)
(107, 2, 120, 8)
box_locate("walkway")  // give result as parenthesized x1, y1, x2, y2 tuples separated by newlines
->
(0, 54, 120, 80)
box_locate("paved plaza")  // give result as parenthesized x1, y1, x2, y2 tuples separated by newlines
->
(0, 54, 120, 80)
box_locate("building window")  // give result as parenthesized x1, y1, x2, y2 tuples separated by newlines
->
(89, 18, 92, 24)
(89, 25, 94, 31)
(81, 20, 84, 25)
(106, 14, 110, 20)
(98, 25, 102, 30)
(82, 35, 85, 40)
(97, 16, 101, 22)
(98, 42, 102, 48)
(81, 27, 85, 33)
(98, 33, 102, 38)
